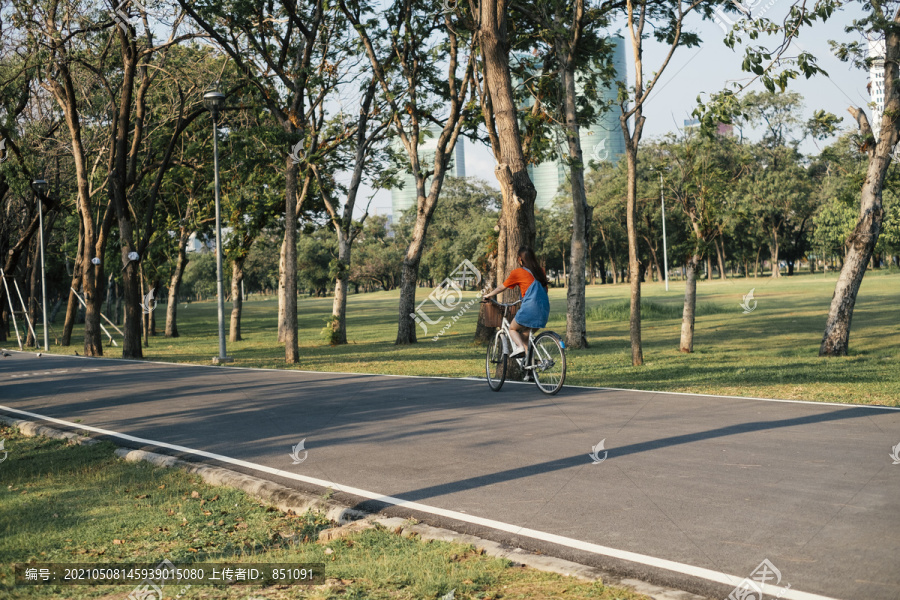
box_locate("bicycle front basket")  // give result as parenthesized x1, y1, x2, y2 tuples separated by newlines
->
(481, 301, 518, 328)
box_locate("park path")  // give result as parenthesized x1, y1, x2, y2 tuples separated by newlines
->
(2, 351, 899, 600)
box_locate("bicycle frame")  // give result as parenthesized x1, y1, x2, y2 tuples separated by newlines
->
(497, 310, 542, 373)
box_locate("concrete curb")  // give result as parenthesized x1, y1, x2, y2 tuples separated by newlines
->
(0, 415, 708, 600)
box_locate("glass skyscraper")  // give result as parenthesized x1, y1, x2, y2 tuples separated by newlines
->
(527, 36, 627, 210)
(391, 126, 466, 216)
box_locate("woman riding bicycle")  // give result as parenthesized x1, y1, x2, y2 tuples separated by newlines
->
(482, 247, 550, 357)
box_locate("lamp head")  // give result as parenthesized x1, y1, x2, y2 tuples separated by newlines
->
(31, 179, 50, 194)
(203, 84, 226, 120)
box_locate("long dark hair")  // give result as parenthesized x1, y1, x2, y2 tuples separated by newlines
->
(517, 247, 549, 289)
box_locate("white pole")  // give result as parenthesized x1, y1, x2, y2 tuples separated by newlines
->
(659, 172, 669, 292)
(70, 287, 124, 336)
(69, 287, 118, 346)
(39, 199, 49, 350)
(13, 279, 38, 343)
(211, 109, 230, 364)
(1, 269, 23, 350)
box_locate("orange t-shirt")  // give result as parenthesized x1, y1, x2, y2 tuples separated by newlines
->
(503, 268, 536, 298)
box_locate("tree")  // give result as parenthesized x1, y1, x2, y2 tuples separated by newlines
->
(473, 0, 538, 318)
(104, 20, 206, 359)
(511, 1, 618, 349)
(178, 0, 339, 363)
(664, 134, 742, 351)
(24, 0, 117, 355)
(819, 5, 898, 354)
(614, 0, 723, 365)
(341, 0, 476, 345)
(312, 77, 393, 345)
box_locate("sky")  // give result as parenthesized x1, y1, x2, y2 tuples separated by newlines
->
(357, 2, 872, 219)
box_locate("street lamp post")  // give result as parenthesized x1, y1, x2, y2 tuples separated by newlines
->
(31, 179, 50, 350)
(658, 171, 669, 292)
(203, 85, 232, 365)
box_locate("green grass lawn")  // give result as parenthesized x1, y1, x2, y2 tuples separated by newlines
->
(0, 424, 648, 600)
(46, 269, 900, 406)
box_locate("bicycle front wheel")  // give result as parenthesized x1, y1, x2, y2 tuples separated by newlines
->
(486, 331, 508, 391)
(531, 332, 566, 395)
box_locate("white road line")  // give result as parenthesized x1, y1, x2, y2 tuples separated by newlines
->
(0, 404, 841, 600)
(3, 350, 899, 411)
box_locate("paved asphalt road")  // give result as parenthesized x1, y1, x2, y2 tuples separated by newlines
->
(1, 351, 898, 600)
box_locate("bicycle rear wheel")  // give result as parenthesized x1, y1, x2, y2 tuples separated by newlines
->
(531, 332, 566, 395)
(486, 331, 508, 391)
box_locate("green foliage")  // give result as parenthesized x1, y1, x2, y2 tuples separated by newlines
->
(180, 252, 217, 299)
(398, 177, 500, 285)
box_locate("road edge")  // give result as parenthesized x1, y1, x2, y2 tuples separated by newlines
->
(0, 413, 707, 600)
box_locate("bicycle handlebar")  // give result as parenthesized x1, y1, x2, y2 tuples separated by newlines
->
(483, 297, 521, 308)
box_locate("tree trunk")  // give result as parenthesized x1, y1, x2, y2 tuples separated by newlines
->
(396, 214, 429, 344)
(558, 41, 589, 349)
(643, 233, 663, 283)
(105, 273, 114, 317)
(26, 243, 40, 347)
(149, 279, 158, 336)
(277, 237, 286, 342)
(769, 232, 780, 278)
(230, 256, 245, 342)
(680, 254, 700, 353)
(281, 157, 299, 362)
(474, 241, 498, 345)
(119, 255, 143, 357)
(623, 144, 643, 365)
(820, 91, 897, 355)
(479, 0, 538, 302)
(330, 237, 351, 345)
(715, 236, 727, 279)
(165, 234, 188, 337)
(82, 259, 105, 355)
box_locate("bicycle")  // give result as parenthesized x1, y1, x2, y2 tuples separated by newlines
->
(484, 298, 567, 395)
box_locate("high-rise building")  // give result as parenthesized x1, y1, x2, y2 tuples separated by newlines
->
(869, 38, 886, 140)
(525, 36, 628, 210)
(684, 118, 734, 137)
(390, 126, 465, 216)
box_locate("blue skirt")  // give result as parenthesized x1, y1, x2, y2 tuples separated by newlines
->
(515, 283, 550, 329)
